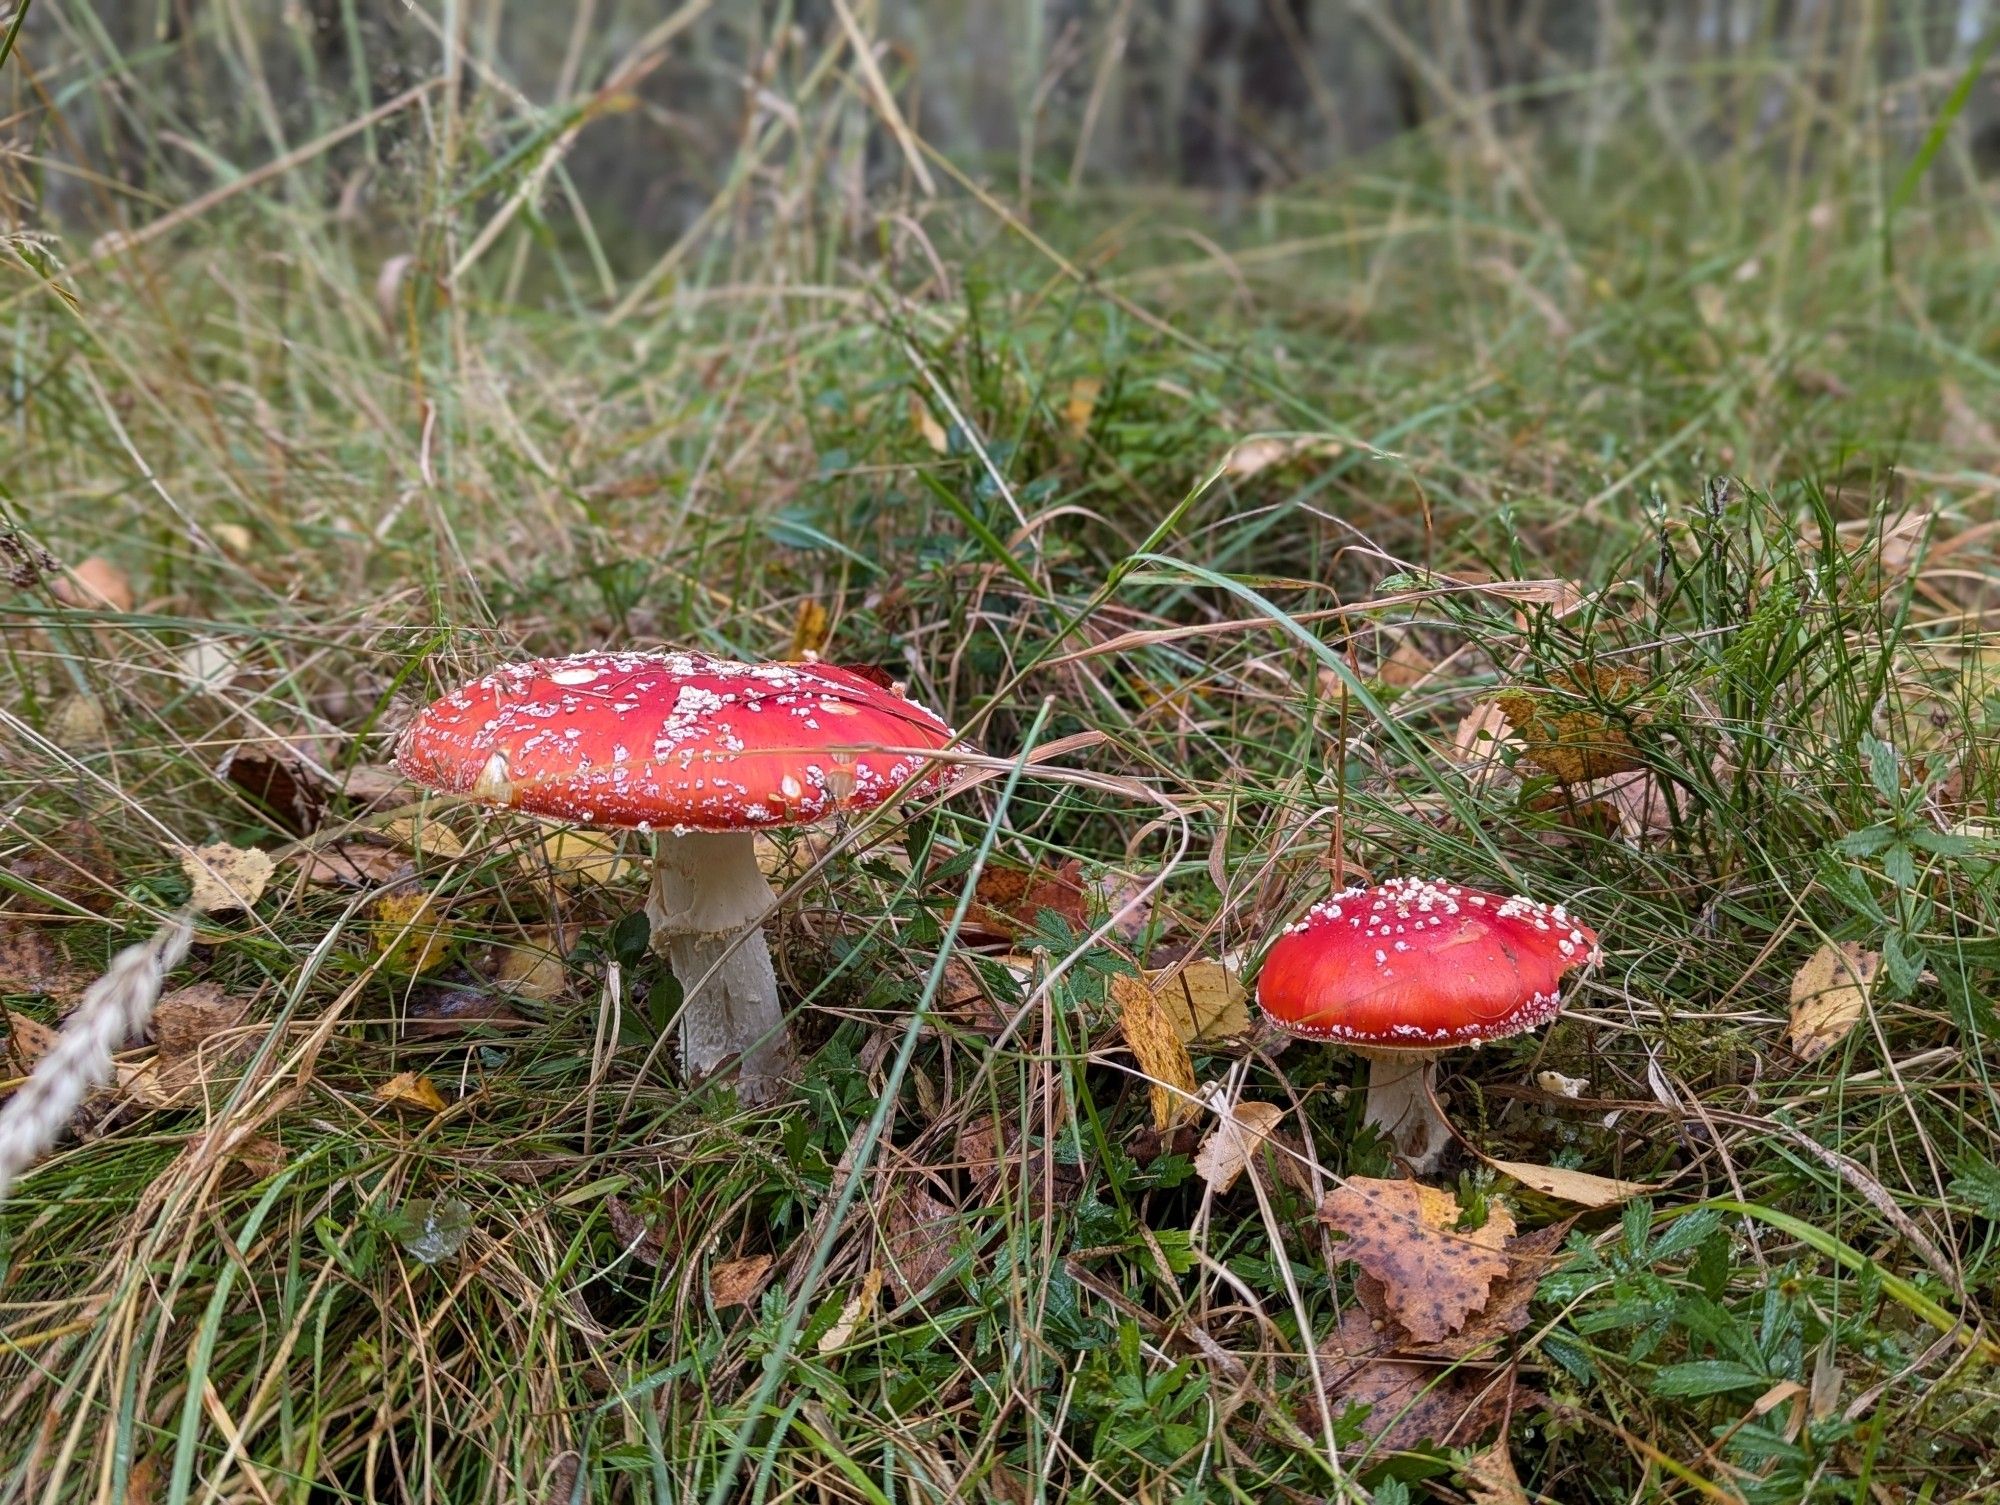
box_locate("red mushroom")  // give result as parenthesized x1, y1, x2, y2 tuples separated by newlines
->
(1255, 877, 1599, 1173)
(396, 650, 960, 1103)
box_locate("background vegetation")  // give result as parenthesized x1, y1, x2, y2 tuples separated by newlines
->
(5, 1, 2000, 1500)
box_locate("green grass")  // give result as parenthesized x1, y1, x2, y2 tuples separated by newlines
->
(5, 4, 2000, 1502)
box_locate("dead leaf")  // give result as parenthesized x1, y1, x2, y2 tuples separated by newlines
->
(519, 830, 637, 889)
(1193, 1100, 1285, 1193)
(178, 638, 242, 695)
(381, 814, 465, 859)
(788, 599, 831, 660)
(911, 393, 948, 453)
(965, 858, 1088, 939)
(211, 523, 254, 558)
(607, 1196, 668, 1266)
(1488, 1159, 1658, 1210)
(179, 842, 274, 914)
(1111, 972, 1197, 1130)
(1462, 1442, 1530, 1505)
(222, 1133, 285, 1180)
(1378, 635, 1435, 690)
(1495, 664, 1649, 785)
(51, 693, 111, 748)
(1315, 1306, 1515, 1454)
(124, 982, 255, 1108)
(1061, 377, 1100, 439)
(712, 1253, 774, 1307)
(292, 841, 409, 887)
(1574, 768, 1675, 843)
(955, 1116, 1082, 1212)
(1317, 1178, 1515, 1344)
(339, 764, 410, 807)
(50, 556, 134, 612)
(374, 1071, 446, 1113)
(1789, 941, 1878, 1062)
(9, 820, 122, 913)
(5, 1009, 60, 1074)
(883, 1184, 957, 1299)
(403, 987, 527, 1039)
(0, 925, 86, 1001)
(125, 1453, 162, 1505)
(1354, 1220, 1573, 1359)
(477, 926, 571, 1000)
(1450, 701, 1521, 775)
(1146, 958, 1251, 1042)
(817, 1267, 883, 1352)
(370, 891, 451, 973)
(936, 955, 1009, 1037)
(218, 740, 330, 832)
(1225, 434, 1343, 479)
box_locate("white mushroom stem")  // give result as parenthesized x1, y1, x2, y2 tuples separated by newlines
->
(644, 829, 794, 1105)
(1352, 1048, 1454, 1174)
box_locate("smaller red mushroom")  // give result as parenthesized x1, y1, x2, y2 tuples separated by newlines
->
(1255, 876, 1599, 1174)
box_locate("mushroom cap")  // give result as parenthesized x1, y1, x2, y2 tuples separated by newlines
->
(394, 651, 960, 832)
(1255, 877, 1599, 1050)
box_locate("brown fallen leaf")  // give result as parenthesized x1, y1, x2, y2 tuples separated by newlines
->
(1789, 941, 1878, 1062)
(338, 764, 410, 808)
(0, 925, 86, 1002)
(817, 1267, 883, 1353)
(477, 926, 571, 1000)
(402, 987, 527, 1039)
(1314, 1306, 1516, 1455)
(911, 392, 948, 454)
(374, 1071, 447, 1113)
(124, 982, 254, 1107)
(370, 891, 451, 973)
(51, 693, 112, 748)
(966, 858, 1089, 939)
(1462, 1441, 1531, 1505)
(217, 740, 331, 832)
(607, 1196, 668, 1267)
(292, 841, 409, 887)
(4, 1009, 60, 1074)
(1495, 663, 1648, 785)
(1378, 635, 1435, 690)
(1146, 958, 1251, 1042)
(1193, 1100, 1284, 1194)
(1354, 1219, 1573, 1360)
(179, 842, 274, 914)
(9, 820, 122, 913)
(882, 1183, 957, 1300)
(1487, 1159, 1658, 1210)
(50, 556, 134, 612)
(1110, 972, 1197, 1130)
(1318, 1178, 1515, 1344)
(712, 1253, 774, 1308)
(955, 1116, 1082, 1212)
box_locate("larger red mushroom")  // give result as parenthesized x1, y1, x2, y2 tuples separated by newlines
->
(1256, 877, 1599, 1173)
(396, 651, 960, 1103)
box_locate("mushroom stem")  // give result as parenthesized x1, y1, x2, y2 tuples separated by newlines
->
(645, 829, 793, 1104)
(1352, 1048, 1453, 1174)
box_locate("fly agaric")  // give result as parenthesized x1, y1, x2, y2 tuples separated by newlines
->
(1255, 877, 1599, 1174)
(395, 650, 960, 1103)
